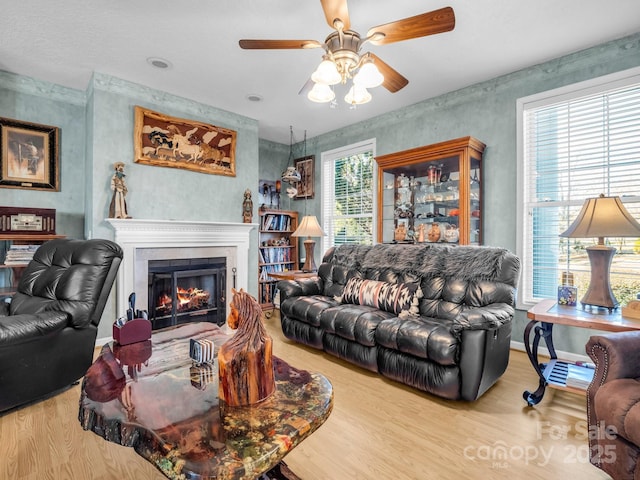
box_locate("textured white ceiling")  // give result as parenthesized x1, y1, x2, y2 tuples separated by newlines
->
(1, 0, 639, 144)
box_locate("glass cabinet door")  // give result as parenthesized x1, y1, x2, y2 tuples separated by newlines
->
(376, 137, 485, 245)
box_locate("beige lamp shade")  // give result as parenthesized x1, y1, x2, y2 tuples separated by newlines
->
(559, 194, 640, 311)
(560, 194, 640, 243)
(293, 215, 325, 238)
(292, 215, 325, 272)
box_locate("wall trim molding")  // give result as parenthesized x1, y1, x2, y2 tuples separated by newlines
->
(0, 70, 85, 105)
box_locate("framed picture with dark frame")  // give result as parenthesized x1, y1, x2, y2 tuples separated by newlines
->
(0, 117, 59, 191)
(294, 155, 314, 200)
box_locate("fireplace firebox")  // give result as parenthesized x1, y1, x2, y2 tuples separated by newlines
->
(148, 257, 226, 330)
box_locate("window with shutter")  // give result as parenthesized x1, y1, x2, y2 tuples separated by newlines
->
(321, 139, 376, 253)
(517, 67, 640, 309)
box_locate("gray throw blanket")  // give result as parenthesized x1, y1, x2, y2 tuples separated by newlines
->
(331, 243, 509, 282)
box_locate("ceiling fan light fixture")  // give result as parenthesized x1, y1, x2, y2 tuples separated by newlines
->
(353, 59, 384, 88)
(311, 57, 341, 85)
(345, 84, 371, 105)
(308, 82, 336, 103)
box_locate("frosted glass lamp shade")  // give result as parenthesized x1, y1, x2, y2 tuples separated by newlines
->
(311, 58, 341, 86)
(308, 83, 335, 103)
(344, 84, 371, 105)
(353, 61, 384, 88)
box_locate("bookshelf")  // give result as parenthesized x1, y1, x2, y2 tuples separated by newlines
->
(258, 209, 298, 310)
(0, 234, 66, 298)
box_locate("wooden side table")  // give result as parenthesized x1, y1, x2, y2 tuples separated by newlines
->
(268, 270, 318, 281)
(263, 271, 318, 317)
(523, 298, 640, 406)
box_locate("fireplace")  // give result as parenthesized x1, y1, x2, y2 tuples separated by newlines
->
(107, 219, 256, 334)
(148, 257, 227, 330)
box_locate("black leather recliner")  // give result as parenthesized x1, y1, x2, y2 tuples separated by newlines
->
(0, 238, 122, 413)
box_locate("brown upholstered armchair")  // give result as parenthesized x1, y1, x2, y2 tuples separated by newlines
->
(586, 331, 640, 479)
(0, 238, 122, 413)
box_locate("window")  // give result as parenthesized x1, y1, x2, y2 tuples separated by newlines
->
(321, 139, 376, 253)
(517, 67, 640, 309)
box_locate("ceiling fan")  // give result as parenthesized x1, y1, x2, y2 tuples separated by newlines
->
(239, 0, 455, 106)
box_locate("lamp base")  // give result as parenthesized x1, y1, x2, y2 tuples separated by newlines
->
(580, 245, 618, 312)
(301, 238, 317, 273)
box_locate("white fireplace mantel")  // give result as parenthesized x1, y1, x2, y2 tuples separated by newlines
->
(107, 218, 257, 319)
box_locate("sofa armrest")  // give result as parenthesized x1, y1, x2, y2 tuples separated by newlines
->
(587, 331, 640, 386)
(585, 331, 640, 448)
(277, 277, 324, 303)
(0, 312, 69, 347)
(451, 303, 515, 335)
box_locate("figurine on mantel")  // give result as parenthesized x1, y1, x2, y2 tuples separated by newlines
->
(242, 188, 253, 223)
(109, 162, 131, 219)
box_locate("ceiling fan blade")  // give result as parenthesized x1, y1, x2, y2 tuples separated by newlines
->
(320, 0, 350, 30)
(367, 6, 455, 45)
(369, 53, 408, 93)
(239, 39, 323, 50)
(298, 78, 315, 96)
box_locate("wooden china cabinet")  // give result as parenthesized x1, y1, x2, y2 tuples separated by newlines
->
(376, 136, 485, 245)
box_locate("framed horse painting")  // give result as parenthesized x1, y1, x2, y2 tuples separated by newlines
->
(133, 106, 237, 177)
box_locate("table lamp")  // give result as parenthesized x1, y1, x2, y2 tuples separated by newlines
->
(292, 215, 325, 272)
(560, 194, 640, 311)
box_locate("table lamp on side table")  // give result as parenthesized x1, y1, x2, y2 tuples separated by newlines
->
(560, 194, 640, 311)
(292, 215, 325, 272)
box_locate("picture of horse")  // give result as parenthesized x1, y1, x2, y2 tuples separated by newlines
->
(134, 106, 236, 177)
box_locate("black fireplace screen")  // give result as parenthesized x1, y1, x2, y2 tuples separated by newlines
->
(148, 257, 226, 330)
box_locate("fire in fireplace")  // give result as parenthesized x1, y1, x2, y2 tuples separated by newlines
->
(148, 257, 226, 330)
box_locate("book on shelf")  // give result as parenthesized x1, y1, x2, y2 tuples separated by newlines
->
(4, 244, 39, 265)
(261, 213, 292, 231)
(565, 363, 595, 390)
(259, 263, 288, 281)
(259, 246, 291, 264)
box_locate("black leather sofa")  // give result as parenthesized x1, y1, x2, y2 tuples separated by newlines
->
(278, 243, 520, 401)
(0, 238, 122, 413)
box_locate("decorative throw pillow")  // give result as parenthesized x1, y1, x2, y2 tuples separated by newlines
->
(336, 277, 422, 319)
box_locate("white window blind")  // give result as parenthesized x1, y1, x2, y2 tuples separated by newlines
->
(518, 68, 640, 308)
(321, 139, 376, 253)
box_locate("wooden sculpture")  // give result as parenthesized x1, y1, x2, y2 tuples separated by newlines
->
(218, 289, 275, 406)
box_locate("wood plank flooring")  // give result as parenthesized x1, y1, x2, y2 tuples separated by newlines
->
(0, 312, 611, 479)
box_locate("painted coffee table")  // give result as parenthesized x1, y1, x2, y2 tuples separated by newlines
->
(79, 322, 333, 480)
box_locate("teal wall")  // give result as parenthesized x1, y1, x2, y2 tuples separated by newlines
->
(1, 32, 639, 351)
(0, 72, 87, 236)
(0, 72, 261, 339)
(260, 33, 640, 355)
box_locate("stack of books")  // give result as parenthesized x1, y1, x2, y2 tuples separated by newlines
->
(565, 363, 595, 390)
(4, 244, 39, 265)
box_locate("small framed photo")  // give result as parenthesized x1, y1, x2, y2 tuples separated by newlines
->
(294, 155, 314, 200)
(558, 285, 578, 306)
(0, 117, 59, 191)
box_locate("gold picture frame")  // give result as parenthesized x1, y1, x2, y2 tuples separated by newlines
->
(134, 106, 236, 177)
(0, 117, 59, 191)
(294, 155, 314, 200)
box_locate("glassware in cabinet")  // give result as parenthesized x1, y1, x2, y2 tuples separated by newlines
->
(376, 137, 485, 245)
